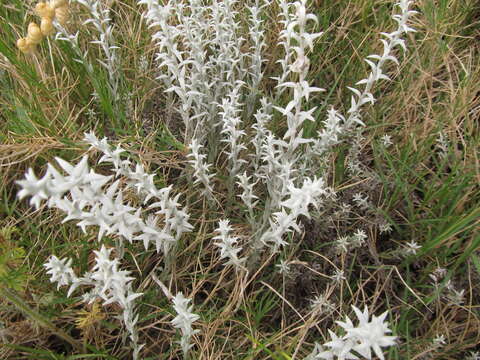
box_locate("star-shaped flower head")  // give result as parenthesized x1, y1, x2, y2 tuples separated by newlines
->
(16, 168, 53, 209)
(337, 306, 397, 360)
(44, 255, 77, 289)
(322, 330, 358, 360)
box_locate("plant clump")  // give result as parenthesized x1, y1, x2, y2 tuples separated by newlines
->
(10, 0, 427, 358)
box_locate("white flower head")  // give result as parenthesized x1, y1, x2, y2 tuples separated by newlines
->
(379, 221, 393, 234)
(404, 240, 421, 255)
(351, 229, 367, 248)
(352, 193, 369, 210)
(276, 259, 291, 275)
(310, 294, 336, 315)
(381, 134, 393, 147)
(322, 330, 358, 359)
(44, 255, 77, 289)
(429, 267, 447, 284)
(467, 351, 480, 360)
(332, 269, 346, 283)
(336, 306, 397, 360)
(445, 286, 465, 306)
(433, 334, 446, 348)
(335, 236, 351, 253)
(17, 168, 54, 209)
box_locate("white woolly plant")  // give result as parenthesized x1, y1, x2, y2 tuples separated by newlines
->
(274, 0, 324, 153)
(272, 0, 294, 96)
(247, 0, 268, 88)
(251, 98, 273, 171)
(244, 0, 326, 256)
(208, 0, 247, 94)
(13, 0, 419, 358)
(44, 246, 144, 359)
(335, 229, 368, 254)
(258, 177, 329, 251)
(187, 138, 216, 200)
(171, 292, 200, 357)
(16, 133, 195, 358)
(313, 108, 346, 156)
(245, 0, 270, 115)
(136, 0, 417, 274)
(213, 219, 247, 270)
(137, 0, 251, 146)
(257, 132, 296, 213)
(236, 172, 259, 228)
(51, 1, 122, 118)
(84, 132, 193, 246)
(219, 82, 247, 181)
(305, 306, 397, 360)
(54, 27, 94, 73)
(137, 0, 180, 88)
(310, 0, 418, 158)
(138, 0, 198, 141)
(343, 0, 417, 131)
(75, 0, 121, 101)
(257, 0, 415, 258)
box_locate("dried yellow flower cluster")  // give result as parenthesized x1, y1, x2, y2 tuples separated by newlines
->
(16, 0, 70, 54)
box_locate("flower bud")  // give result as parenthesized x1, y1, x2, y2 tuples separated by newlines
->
(26, 22, 43, 45)
(55, 5, 70, 25)
(17, 38, 34, 53)
(35, 2, 55, 19)
(25, 38, 36, 47)
(49, 0, 67, 9)
(41, 17, 54, 36)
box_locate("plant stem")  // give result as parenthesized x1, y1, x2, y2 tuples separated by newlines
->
(0, 287, 83, 351)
